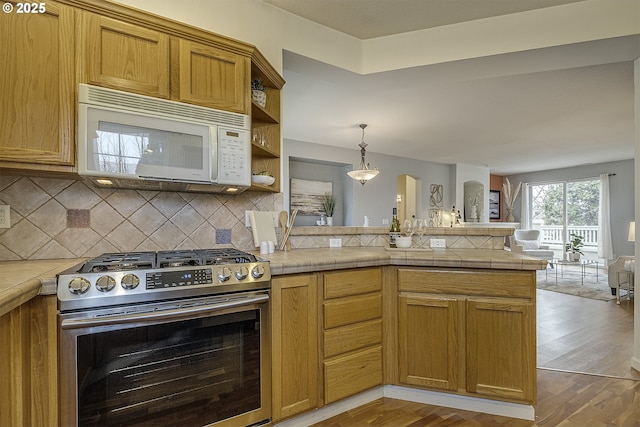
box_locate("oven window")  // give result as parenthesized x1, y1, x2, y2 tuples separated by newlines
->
(76, 310, 261, 426)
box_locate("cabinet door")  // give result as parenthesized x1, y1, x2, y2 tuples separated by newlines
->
(0, 296, 58, 427)
(466, 298, 535, 403)
(271, 274, 318, 421)
(0, 1, 75, 169)
(398, 294, 459, 391)
(177, 40, 249, 113)
(82, 13, 170, 98)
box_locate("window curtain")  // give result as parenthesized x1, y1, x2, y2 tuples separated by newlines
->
(598, 173, 613, 260)
(520, 182, 530, 229)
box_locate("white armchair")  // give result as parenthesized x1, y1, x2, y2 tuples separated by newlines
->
(607, 256, 635, 297)
(508, 229, 555, 264)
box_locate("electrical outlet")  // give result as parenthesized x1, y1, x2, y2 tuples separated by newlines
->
(0, 205, 9, 228)
(382, 218, 389, 225)
(329, 238, 342, 248)
(245, 211, 251, 227)
(430, 238, 446, 248)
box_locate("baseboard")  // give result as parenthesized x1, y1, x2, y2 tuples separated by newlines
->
(272, 386, 535, 426)
(273, 387, 384, 426)
(631, 356, 640, 373)
(384, 385, 535, 421)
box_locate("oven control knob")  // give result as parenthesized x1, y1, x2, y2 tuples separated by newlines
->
(251, 265, 265, 279)
(69, 277, 90, 295)
(95, 275, 116, 292)
(121, 274, 140, 290)
(235, 266, 249, 281)
(218, 267, 231, 282)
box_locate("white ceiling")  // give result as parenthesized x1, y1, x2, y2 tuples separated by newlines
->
(263, 0, 639, 175)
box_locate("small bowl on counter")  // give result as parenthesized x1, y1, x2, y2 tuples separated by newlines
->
(251, 175, 275, 186)
(395, 236, 413, 248)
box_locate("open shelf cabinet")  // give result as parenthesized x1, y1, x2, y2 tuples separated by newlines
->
(250, 50, 284, 193)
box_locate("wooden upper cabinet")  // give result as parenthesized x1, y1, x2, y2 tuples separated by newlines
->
(81, 13, 170, 98)
(0, 1, 75, 170)
(176, 40, 249, 114)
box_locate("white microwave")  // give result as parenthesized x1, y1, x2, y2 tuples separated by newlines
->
(77, 84, 252, 193)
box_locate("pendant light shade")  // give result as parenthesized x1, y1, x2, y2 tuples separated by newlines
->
(347, 124, 379, 185)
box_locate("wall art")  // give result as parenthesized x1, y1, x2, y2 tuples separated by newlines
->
(290, 178, 332, 216)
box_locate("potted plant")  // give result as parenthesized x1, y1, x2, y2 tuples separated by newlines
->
(322, 193, 336, 226)
(565, 233, 585, 261)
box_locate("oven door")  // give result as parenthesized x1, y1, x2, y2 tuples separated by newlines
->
(58, 292, 270, 427)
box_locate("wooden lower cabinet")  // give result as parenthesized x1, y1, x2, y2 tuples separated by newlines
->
(324, 345, 383, 403)
(397, 268, 536, 404)
(322, 268, 383, 405)
(466, 298, 535, 402)
(271, 274, 319, 421)
(0, 296, 58, 427)
(398, 294, 459, 391)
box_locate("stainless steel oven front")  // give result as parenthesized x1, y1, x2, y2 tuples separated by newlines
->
(58, 291, 271, 427)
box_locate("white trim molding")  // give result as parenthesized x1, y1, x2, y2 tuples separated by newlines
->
(273, 385, 535, 426)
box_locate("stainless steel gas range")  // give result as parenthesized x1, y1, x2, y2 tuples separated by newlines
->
(57, 249, 272, 427)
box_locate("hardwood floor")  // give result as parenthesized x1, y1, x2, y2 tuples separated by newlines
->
(537, 288, 638, 380)
(311, 289, 639, 426)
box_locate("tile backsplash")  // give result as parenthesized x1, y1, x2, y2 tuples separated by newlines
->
(0, 175, 282, 261)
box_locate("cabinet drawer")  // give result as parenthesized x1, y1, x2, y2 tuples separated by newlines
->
(324, 346, 382, 404)
(398, 268, 535, 299)
(324, 293, 381, 329)
(324, 268, 382, 299)
(324, 319, 382, 358)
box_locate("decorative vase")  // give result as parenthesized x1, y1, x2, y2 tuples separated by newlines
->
(506, 208, 514, 222)
(251, 90, 266, 108)
(326, 216, 333, 226)
(569, 253, 580, 262)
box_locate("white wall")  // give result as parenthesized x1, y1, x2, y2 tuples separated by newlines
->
(116, 0, 637, 75)
(632, 57, 639, 375)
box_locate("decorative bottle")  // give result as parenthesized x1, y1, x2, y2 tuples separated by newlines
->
(390, 208, 401, 247)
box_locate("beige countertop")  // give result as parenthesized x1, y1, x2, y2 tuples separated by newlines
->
(0, 248, 544, 318)
(289, 226, 515, 237)
(0, 258, 83, 318)
(254, 247, 546, 275)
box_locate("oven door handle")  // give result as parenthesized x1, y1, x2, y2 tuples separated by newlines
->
(60, 293, 269, 330)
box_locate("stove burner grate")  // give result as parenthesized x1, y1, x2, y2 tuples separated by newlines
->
(81, 252, 157, 273)
(78, 249, 258, 273)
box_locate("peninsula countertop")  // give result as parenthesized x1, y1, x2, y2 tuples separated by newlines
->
(0, 248, 545, 317)
(254, 246, 546, 275)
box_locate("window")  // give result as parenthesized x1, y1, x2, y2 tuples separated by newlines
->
(527, 179, 600, 258)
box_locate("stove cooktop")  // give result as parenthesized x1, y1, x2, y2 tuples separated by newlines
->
(80, 249, 258, 273)
(57, 249, 269, 312)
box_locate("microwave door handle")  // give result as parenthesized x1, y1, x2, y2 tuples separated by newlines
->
(210, 126, 218, 181)
(60, 293, 268, 330)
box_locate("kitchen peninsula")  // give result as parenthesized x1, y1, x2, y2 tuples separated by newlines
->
(0, 230, 544, 426)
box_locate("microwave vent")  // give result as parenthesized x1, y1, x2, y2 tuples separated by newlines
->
(80, 84, 250, 129)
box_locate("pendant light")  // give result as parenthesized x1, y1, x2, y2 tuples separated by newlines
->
(347, 124, 379, 185)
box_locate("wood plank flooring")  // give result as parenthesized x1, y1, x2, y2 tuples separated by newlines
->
(311, 289, 639, 426)
(537, 288, 638, 380)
